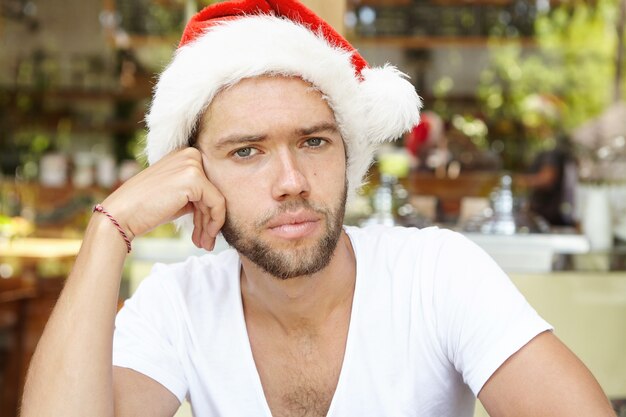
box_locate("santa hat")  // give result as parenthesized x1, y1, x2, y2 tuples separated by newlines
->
(146, 0, 421, 199)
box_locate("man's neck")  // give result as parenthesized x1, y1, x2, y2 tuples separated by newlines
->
(239, 231, 356, 335)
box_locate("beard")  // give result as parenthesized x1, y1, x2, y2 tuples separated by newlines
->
(221, 184, 347, 280)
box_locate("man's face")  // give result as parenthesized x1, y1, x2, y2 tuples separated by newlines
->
(197, 76, 347, 279)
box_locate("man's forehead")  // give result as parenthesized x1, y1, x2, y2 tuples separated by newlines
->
(197, 75, 339, 140)
(210, 75, 325, 106)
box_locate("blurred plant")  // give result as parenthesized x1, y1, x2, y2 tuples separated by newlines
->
(432, 76, 455, 118)
(451, 114, 489, 150)
(197, 0, 228, 7)
(478, 0, 623, 170)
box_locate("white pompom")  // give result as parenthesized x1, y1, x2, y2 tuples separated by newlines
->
(359, 65, 422, 143)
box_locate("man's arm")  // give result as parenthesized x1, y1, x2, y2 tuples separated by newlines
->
(478, 331, 615, 417)
(516, 164, 559, 189)
(20, 148, 224, 417)
(113, 367, 180, 416)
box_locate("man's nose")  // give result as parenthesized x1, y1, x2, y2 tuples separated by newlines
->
(271, 149, 310, 200)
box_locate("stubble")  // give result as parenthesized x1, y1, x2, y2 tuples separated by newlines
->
(221, 185, 347, 280)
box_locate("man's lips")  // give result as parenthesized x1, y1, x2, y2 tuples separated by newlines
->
(265, 211, 321, 229)
(264, 211, 321, 239)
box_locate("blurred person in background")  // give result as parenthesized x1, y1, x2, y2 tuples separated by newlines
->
(519, 132, 578, 226)
(516, 94, 577, 227)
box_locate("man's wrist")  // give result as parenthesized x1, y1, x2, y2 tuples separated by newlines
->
(98, 199, 136, 241)
(87, 212, 133, 255)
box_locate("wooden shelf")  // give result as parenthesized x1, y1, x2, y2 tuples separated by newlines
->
(350, 35, 536, 48)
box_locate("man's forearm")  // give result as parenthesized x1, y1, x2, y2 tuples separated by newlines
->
(21, 215, 128, 417)
(21, 148, 225, 416)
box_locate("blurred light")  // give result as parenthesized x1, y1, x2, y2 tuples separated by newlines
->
(448, 161, 461, 179)
(613, 136, 625, 148)
(498, 11, 512, 25)
(536, 0, 550, 13)
(344, 11, 357, 28)
(435, 76, 454, 96)
(491, 140, 505, 153)
(358, 7, 376, 26)
(487, 94, 503, 109)
(514, 1, 528, 15)
(0, 264, 14, 279)
(99, 11, 121, 29)
(23, 161, 38, 179)
(115, 29, 131, 49)
(597, 146, 611, 160)
(23, 1, 37, 17)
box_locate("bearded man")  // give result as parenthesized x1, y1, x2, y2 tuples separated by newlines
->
(21, 1, 615, 417)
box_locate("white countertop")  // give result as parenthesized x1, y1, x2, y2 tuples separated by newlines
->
(462, 232, 590, 273)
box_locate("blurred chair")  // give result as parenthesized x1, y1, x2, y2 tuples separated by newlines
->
(0, 277, 36, 417)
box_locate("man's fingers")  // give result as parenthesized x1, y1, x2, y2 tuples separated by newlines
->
(191, 205, 203, 248)
(206, 205, 225, 239)
(193, 177, 225, 238)
(198, 152, 226, 238)
(200, 203, 215, 251)
(177, 150, 225, 250)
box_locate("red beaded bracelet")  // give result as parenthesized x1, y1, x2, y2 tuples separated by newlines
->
(93, 204, 132, 253)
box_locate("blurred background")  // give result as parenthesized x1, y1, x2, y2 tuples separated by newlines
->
(0, 0, 625, 416)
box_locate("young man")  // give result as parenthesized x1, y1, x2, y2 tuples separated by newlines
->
(21, 1, 614, 416)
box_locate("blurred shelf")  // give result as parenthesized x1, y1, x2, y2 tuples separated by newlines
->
(8, 117, 144, 134)
(128, 34, 179, 47)
(0, 86, 151, 101)
(351, 35, 536, 48)
(0, 85, 149, 135)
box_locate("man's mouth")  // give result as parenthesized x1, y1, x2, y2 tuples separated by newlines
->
(265, 211, 321, 240)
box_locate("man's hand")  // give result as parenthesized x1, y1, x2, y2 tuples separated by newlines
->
(101, 147, 225, 251)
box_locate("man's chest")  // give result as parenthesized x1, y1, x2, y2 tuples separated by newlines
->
(246, 321, 349, 417)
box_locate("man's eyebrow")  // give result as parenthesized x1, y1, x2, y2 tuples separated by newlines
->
(213, 134, 267, 150)
(212, 122, 339, 150)
(297, 122, 340, 136)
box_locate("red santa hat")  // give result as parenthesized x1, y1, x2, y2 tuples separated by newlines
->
(146, 0, 422, 198)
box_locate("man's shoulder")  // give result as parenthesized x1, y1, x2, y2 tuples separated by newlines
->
(345, 224, 472, 269)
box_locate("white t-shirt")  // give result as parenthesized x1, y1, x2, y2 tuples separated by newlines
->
(113, 225, 552, 416)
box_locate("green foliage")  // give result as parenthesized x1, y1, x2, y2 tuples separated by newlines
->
(478, 0, 623, 170)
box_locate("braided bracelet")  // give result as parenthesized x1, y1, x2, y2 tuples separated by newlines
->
(93, 204, 132, 253)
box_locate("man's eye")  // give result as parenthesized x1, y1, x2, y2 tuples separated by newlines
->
(305, 138, 324, 147)
(234, 147, 256, 158)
